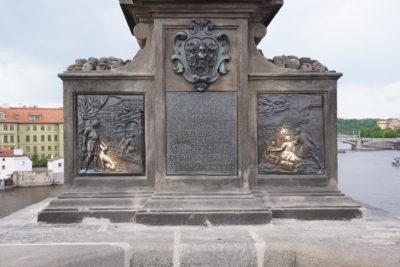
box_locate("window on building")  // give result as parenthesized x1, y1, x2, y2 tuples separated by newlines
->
(10, 136, 14, 143)
(14, 114, 20, 120)
(58, 163, 62, 168)
(48, 146, 51, 151)
(41, 146, 45, 151)
(54, 145, 58, 151)
(17, 136, 19, 142)
(26, 146, 30, 152)
(4, 136, 7, 143)
(0, 112, 5, 120)
(3, 125, 8, 131)
(28, 115, 42, 121)
(2, 166, 5, 170)
(10, 125, 14, 131)
(33, 146, 37, 152)
(41, 154, 45, 158)
(48, 135, 51, 142)
(26, 126, 30, 131)
(33, 135, 37, 142)
(33, 125, 37, 131)
(2, 158, 5, 161)
(54, 125, 58, 131)
(41, 126, 44, 131)
(54, 135, 58, 141)
(26, 135, 30, 142)
(47, 125, 51, 131)
(41, 135, 45, 142)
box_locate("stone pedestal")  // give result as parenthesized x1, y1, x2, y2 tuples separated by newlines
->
(38, 0, 362, 224)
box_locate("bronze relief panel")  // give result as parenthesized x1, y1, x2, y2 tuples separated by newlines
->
(258, 94, 325, 175)
(76, 94, 144, 176)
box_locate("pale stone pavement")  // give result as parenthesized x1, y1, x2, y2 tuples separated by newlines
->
(1, 198, 400, 267)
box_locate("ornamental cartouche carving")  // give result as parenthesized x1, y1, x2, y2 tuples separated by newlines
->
(172, 19, 231, 91)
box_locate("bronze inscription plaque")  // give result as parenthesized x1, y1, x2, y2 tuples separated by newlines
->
(258, 94, 325, 175)
(76, 94, 144, 175)
(166, 92, 237, 175)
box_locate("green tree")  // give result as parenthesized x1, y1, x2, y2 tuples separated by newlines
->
(360, 127, 400, 138)
(382, 128, 398, 138)
(31, 152, 49, 168)
(337, 118, 379, 135)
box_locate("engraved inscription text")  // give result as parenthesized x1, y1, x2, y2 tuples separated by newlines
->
(166, 92, 237, 175)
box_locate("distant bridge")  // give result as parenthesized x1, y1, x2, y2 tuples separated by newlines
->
(338, 135, 400, 150)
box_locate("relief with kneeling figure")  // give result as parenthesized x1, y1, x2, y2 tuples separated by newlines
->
(76, 94, 144, 175)
(258, 94, 325, 175)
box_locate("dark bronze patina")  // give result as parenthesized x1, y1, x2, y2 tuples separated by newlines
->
(77, 95, 144, 175)
(258, 94, 325, 175)
(172, 19, 231, 91)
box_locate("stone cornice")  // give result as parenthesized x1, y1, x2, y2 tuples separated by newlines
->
(120, 0, 283, 35)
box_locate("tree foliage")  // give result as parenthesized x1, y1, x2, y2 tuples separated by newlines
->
(337, 118, 380, 135)
(337, 118, 400, 138)
(31, 152, 49, 168)
(360, 127, 400, 138)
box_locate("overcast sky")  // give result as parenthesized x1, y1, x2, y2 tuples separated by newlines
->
(0, 0, 399, 119)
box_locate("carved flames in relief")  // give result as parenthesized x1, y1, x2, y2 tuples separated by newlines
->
(76, 95, 144, 175)
(258, 94, 325, 175)
(172, 19, 231, 91)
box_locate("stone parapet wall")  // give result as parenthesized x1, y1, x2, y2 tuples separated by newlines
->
(13, 170, 64, 187)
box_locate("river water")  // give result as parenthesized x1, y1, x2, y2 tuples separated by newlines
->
(338, 148, 400, 216)
(0, 148, 399, 218)
(0, 186, 66, 218)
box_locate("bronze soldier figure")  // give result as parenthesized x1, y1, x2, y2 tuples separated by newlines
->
(82, 119, 101, 173)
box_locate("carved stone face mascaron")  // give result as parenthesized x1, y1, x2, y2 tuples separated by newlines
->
(172, 19, 231, 92)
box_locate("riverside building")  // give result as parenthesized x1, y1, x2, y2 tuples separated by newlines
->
(0, 107, 63, 158)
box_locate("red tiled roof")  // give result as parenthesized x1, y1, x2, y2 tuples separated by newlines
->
(0, 148, 14, 157)
(0, 148, 27, 158)
(0, 107, 63, 124)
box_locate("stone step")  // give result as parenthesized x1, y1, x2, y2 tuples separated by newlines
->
(136, 193, 272, 225)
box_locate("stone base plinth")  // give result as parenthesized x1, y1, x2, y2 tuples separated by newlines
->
(38, 189, 363, 224)
(38, 191, 151, 223)
(135, 193, 272, 225)
(260, 189, 364, 220)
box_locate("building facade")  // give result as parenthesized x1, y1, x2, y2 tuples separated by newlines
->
(48, 157, 64, 173)
(387, 119, 400, 130)
(0, 148, 32, 179)
(0, 107, 64, 158)
(377, 120, 388, 129)
(377, 119, 400, 130)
